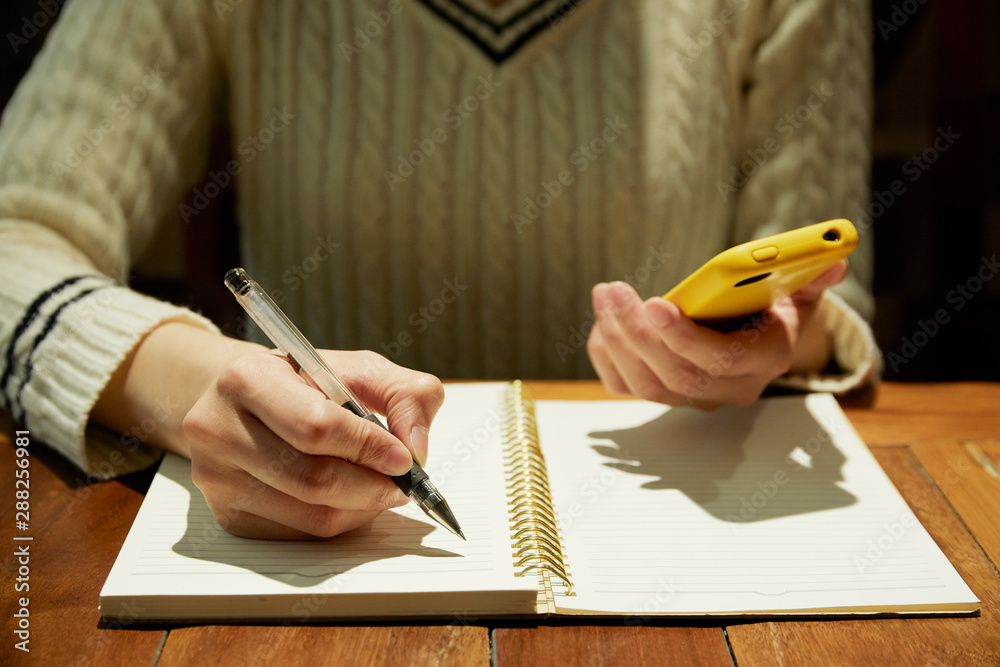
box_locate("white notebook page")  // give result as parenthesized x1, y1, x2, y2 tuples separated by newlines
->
(101, 383, 534, 619)
(536, 394, 978, 616)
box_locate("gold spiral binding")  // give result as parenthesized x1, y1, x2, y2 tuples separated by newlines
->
(502, 381, 574, 595)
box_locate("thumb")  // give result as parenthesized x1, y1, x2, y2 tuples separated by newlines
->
(793, 259, 848, 303)
(381, 376, 445, 466)
(354, 371, 444, 467)
(318, 351, 445, 466)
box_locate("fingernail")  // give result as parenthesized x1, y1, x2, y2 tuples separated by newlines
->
(593, 283, 609, 310)
(647, 301, 676, 328)
(609, 282, 631, 309)
(410, 425, 429, 467)
(383, 443, 413, 476)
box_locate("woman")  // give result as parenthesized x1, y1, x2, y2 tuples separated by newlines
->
(0, 0, 878, 538)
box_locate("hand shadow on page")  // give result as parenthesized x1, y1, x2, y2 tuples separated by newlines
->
(588, 400, 856, 523)
(170, 470, 461, 588)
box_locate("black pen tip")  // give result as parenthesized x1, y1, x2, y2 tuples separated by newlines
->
(423, 497, 465, 540)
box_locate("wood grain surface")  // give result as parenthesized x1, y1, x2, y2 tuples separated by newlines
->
(2, 383, 998, 666)
(493, 626, 733, 667)
(159, 625, 490, 667)
(0, 429, 164, 665)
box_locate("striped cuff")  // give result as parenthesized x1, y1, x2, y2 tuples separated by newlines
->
(2, 277, 218, 479)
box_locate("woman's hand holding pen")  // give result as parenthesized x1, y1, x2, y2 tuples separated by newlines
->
(586, 260, 848, 409)
(94, 324, 444, 540)
(183, 348, 445, 539)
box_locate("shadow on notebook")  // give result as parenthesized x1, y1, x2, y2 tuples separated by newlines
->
(588, 399, 857, 523)
(169, 474, 462, 588)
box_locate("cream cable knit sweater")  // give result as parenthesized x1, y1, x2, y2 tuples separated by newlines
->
(0, 0, 880, 478)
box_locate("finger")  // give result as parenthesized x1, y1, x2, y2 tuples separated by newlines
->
(792, 259, 848, 303)
(636, 295, 795, 405)
(244, 419, 409, 512)
(590, 298, 724, 409)
(197, 464, 392, 540)
(647, 297, 793, 379)
(611, 291, 762, 407)
(598, 282, 690, 403)
(613, 289, 716, 376)
(369, 372, 444, 467)
(604, 285, 706, 392)
(318, 351, 445, 466)
(586, 315, 630, 395)
(190, 409, 408, 512)
(216, 354, 412, 475)
(589, 283, 639, 395)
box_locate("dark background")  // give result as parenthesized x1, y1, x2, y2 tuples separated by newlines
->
(2, 0, 998, 382)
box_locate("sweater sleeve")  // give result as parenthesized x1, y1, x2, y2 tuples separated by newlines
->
(0, 0, 225, 478)
(732, 0, 881, 393)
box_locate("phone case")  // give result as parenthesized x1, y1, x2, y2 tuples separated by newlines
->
(663, 219, 858, 323)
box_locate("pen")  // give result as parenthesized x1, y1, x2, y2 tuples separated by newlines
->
(224, 267, 465, 540)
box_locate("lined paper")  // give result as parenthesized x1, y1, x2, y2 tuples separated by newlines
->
(100, 383, 535, 620)
(536, 394, 979, 616)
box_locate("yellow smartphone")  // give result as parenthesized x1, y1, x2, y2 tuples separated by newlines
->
(663, 219, 858, 324)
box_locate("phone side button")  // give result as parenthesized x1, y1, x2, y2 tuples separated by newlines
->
(751, 246, 779, 262)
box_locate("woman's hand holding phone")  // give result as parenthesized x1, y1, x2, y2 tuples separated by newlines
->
(586, 220, 855, 409)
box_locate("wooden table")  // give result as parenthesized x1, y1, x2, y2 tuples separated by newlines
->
(3, 382, 999, 666)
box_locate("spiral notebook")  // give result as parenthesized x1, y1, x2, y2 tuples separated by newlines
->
(100, 382, 978, 621)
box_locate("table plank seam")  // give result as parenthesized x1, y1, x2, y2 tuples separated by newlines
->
(906, 445, 1000, 583)
(721, 626, 739, 667)
(149, 629, 169, 667)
